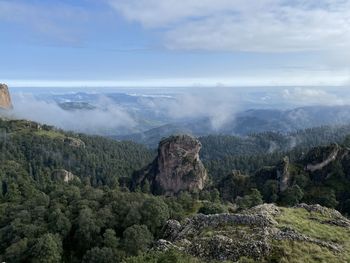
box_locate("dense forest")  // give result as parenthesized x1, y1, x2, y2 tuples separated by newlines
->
(200, 125, 350, 181)
(0, 119, 154, 188)
(2, 118, 350, 262)
(0, 119, 210, 262)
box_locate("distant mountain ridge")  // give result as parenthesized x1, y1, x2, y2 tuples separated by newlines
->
(117, 105, 350, 147)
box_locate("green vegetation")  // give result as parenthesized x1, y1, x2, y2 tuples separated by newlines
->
(201, 125, 350, 181)
(0, 119, 154, 188)
(2, 118, 350, 262)
(123, 250, 202, 263)
(270, 207, 350, 262)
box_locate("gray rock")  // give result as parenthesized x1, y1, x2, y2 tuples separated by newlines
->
(64, 137, 85, 148)
(52, 169, 79, 183)
(133, 135, 208, 195)
(155, 204, 346, 261)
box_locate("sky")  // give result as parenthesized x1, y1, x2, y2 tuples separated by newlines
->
(1, 0, 350, 87)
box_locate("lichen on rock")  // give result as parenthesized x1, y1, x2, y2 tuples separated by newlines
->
(155, 203, 347, 261)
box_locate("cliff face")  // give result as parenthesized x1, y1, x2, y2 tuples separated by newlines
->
(134, 135, 208, 195)
(276, 156, 291, 192)
(51, 169, 79, 183)
(0, 84, 12, 109)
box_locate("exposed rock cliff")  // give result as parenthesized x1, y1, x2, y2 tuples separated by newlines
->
(64, 137, 86, 148)
(305, 143, 341, 172)
(52, 169, 79, 183)
(276, 156, 291, 192)
(133, 135, 208, 195)
(253, 156, 293, 194)
(155, 204, 350, 262)
(0, 84, 12, 109)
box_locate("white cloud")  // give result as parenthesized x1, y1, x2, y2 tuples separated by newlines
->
(143, 88, 239, 129)
(108, 0, 350, 52)
(6, 93, 136, 135)
(282, 87, 347, 106)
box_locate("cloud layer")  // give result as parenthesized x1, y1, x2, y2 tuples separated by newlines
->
(108, 0, 350, 52)
(7, 94, 136, 135)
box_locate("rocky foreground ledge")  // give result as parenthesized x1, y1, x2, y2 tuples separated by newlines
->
(155, 204, 350, 262)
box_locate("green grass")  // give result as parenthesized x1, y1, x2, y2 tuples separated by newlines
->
(268, 241, 344, 263)
(200, 208, 350, 262)
(273, 207, 350, 262)
(34, 130, 66, 139)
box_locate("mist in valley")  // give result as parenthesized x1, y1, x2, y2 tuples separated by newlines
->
(3, 87, 350, 147)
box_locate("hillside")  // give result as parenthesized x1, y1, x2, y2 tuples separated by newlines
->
(0, 118, 154, 187)
(213, 142, 350, 216)
(2, 118, 350, 262)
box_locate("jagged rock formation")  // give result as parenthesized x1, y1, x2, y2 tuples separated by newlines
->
(133, 135, 208, 195)
(0, 84, 12, 109)
(52, 169, 79, 183)
(155, 204, 349, 261)
(306, 143, 341, 172)
(276, 156, 291, 192)
(253, 156, 293, 194)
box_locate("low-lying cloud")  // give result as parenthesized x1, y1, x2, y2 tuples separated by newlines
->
(7, 93, 137, 135)
(4, 87, 350, 137)
(138, 88, 239, 130)
(4, 89, 241, 135)
(282, 88, 348, 106)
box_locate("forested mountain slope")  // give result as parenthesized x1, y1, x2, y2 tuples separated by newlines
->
(0, 118, 154, 188)
(2, 118, 350, 262)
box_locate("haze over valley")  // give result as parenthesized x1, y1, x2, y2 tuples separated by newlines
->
(5, 86, 350, 147)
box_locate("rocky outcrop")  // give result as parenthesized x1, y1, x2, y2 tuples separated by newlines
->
(52, 169, 79, 183)
(133, 135, 208, 195)
(155, 204, 346, 261)
(276, 156, 291, 192)
(64, 137, 85, 148)
(306, 144, 340, 172)
(0, 84, 12, 109)
(253, 157, 292, 193)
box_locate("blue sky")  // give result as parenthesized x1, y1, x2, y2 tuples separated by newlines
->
(1, 0, 350, 87)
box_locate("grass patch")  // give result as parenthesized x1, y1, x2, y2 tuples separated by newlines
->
(34, 130, 66, 139)
(268, 240, 346, 263)
(274, 207, 350, 262)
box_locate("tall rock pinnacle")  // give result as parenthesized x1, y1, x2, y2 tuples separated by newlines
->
(133, 134, 208, 196)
